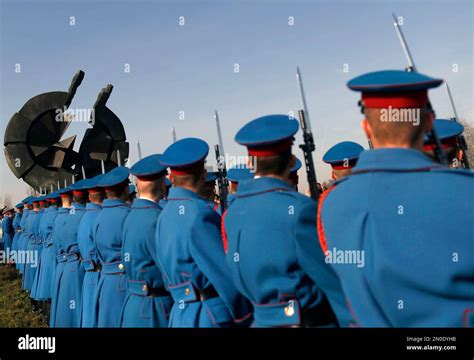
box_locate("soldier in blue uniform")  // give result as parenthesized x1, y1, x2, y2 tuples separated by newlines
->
(288, 158, 302, 191)
(120, 154, 173, 327)
(30, 197, 49, 301)
(93, 167, 131, 327)
(50, 187, 73, 327)
(1, 207, 15, 257)
(23, 197, 41, 293)
(200, 172, 219, 211)
(322, 141, 364, 187)
(220, 165, 254, 212)
(423, 119, 466, 168)
(11, 202, 24, 257)
(17, 197, 32, 273)
(155, 138, 252, 327)
(223, 115, 351, 327)
(55, 180, 89, 327)
(78, 174, 104, 327)
(32, 192, 60, 323)
(319, 69, 474, 327)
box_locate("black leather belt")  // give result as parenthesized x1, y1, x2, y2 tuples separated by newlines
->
(196, 286, 219, 302)
(147, 287, 171, 298)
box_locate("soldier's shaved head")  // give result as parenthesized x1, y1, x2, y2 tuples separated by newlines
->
(362, 107, 433, 149)
(136, 176, 165, 203)
(89, 191, 104, 205)
(171, 168, 206, 192)
(255, 151, 295, 179)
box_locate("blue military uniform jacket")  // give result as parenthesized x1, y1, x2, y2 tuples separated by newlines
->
(224, 177, 350, 327)
(154, 186, 252, 327)
(93, 198, 131, 327)
(1, 214, 14, 252)
(55, 202, 87, 327)
(77, 202, 102, 327)
(23, 210, 40, 292)
(31, 206, 58, 300)
(49, 207, 73, 327)
(17, 209, 29, 273)
(320, 148, 474, 327)
(120, 198, 172, 327)
(11, 211, 22, 253)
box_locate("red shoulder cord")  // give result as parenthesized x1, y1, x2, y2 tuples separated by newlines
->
(316, 186, 336, 255)
(221, 210, 229, 254)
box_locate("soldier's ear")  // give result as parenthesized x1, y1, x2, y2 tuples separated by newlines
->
(289, 154, 296, 169)
(361, 119, 372, 141)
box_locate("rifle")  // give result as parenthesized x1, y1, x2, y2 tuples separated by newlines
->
(214, 144, 228, 213)
(213, 110, 229, 212)
(445, 82, 470, 168)
(392, 13, 447, 165)
(296, 67, 320, 200)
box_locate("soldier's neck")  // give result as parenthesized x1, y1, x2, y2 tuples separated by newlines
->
(178, 184, 201, 194)
(255, 173, 289, 182)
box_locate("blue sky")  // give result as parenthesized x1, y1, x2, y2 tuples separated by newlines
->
(1, 0, 473, 203)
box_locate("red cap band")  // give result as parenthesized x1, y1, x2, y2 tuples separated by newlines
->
(73, 190, 87, 196)
(60, 193, 72, 198)
(88, 188, 102, 194)
(331, 159, 358, 170)
(247, 139, 293, 157)
(362, 90, 428, 109)
(170, 161, 204, 176)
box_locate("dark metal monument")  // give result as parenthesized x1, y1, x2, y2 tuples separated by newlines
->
(3, 71, 129, 191)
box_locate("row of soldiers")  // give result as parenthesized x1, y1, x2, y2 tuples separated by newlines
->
(1, 68, 472, 327)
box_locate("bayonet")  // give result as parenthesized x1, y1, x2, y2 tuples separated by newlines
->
(137, 140, 143, 160)
(296, 67, 320, 200)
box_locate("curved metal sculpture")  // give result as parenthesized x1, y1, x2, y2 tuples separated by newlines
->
(78, 84, 129, 177)
(4, 71, 129, 191)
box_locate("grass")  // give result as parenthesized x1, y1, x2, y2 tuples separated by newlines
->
(0, 264, 47, 327)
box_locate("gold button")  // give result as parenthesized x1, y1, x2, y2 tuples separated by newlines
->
(184, 288, 191, 296)
(284, 305, 295, 317)
(118, 263, 124, 270)
(142, 284, 148, 292)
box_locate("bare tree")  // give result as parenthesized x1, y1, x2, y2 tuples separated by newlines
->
(3, 194, 13, 208)
(460, 119, 474, 166)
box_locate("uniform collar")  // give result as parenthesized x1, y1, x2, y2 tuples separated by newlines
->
(353, 148, 440, 172)
(71, 202, 86, 209)
(86, 202, 102, 210)
(58, 207, 70, 214)
(133, 198, 160, 208)
(103, 198, 129, 207)
(168, 186, 202, 200)
(236, 176, 294, 196)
